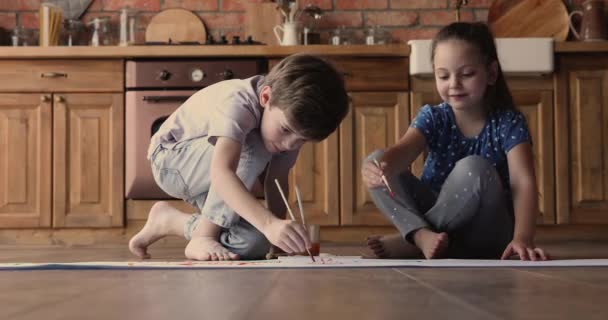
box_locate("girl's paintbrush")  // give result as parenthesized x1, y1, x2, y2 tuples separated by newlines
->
(372, 158, 395, 198)
(274, 179, 315, 262)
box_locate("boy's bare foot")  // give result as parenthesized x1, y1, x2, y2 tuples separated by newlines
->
(129, 201, 176, 259)
(413, 228, 449, 259)
(185, 236, 240, 261)
(366, 234, 422, 259)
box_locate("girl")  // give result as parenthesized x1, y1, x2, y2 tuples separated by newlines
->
(362, 22, 548, 261)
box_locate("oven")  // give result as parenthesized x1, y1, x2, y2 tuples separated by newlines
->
(125, 58, 266, 199)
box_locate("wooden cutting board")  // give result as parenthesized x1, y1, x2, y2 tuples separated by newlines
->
(488, 0, 570, 41)
(145, 8, 207, 43)
(244, 2, 282, 45)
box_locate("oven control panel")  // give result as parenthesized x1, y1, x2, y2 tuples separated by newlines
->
(126, 59, 266, 89)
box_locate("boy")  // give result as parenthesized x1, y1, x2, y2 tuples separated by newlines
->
(129, 54, 349, 261)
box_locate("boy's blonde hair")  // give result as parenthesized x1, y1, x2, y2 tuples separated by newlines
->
(263, 54, 349, 141)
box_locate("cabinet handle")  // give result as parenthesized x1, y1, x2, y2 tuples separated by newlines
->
(40, 95, 51, 103)
(55, 95, 65, 103)
(41, 72, 68, 78)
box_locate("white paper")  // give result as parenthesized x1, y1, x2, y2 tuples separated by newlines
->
(2, 257, 608, 270)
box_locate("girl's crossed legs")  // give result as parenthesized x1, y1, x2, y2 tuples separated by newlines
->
(367, 152, 513, 259)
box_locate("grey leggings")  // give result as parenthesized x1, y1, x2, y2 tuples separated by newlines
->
(367, 151, 514, 258)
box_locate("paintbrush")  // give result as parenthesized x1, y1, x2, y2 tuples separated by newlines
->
(295, 186, 316, 262)
(274, 179, 316, 262)
(372, 158, 395, 198)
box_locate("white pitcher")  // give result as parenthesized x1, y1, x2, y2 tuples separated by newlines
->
(273, 22, 300, 46)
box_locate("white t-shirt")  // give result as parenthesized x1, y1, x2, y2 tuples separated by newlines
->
(147, 75, 298, 167)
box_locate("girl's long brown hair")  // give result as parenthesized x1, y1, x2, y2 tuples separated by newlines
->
(431, 22, 515, 113)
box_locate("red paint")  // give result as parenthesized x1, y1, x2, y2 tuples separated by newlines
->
(309, 243, 321, 256)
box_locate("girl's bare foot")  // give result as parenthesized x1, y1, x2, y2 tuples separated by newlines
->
(413, 228, 449, 259)
(185, 236, 240, 261)
(129, 201, 189, 259)
(366, 234, 422, 259)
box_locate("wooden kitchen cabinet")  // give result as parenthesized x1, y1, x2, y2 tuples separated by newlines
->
(409, 76, 555, 224)
(0, 94, 52, 228)
(556, 55, 608, 224)
(53, 93, 124, 228)
(288, 132, 340, 225)
(339, 92, 410, 226)
(0, 60, 124, 229)
(409, 80, 441, 177)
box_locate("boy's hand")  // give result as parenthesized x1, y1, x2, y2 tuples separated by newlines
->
(362, 160, 387, 188)
(263, 218, 310, 254)
(501, 239, 549, 261)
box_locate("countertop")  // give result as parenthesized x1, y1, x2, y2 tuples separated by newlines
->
(553, 41, 608, 53)
(0, 41, 605, 59)
(0, 44, 410, 59)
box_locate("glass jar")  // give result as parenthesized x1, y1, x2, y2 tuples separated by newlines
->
(299, 4, 323, 45)
(88, 16, 115, 46)
(11, 27, 38, 46)
(330, 26, 354, 45)
(63, 19, 86, 46)
(365, 26, 391, 45)
(119, 7, 137, 46)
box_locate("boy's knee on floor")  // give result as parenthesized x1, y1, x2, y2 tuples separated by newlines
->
(233, 232, 271, 260)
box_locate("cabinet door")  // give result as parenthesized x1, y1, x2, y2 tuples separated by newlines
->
(556, 61, 608, 224)
(288, 131, 339, 225)
(511, 90, 555, 224)
(340, 92, 410, 226)
(0, 94, 51, 228)
(409, 90, 442, 177)
(53, 93, 124, 227)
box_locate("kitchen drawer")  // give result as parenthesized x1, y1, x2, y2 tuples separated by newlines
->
(0, 60, 124, 92)
(269, 57, 409, 91)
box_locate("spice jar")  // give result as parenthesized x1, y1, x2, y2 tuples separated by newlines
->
(63, 19, 86, 46)
(365, 26, 391, 45)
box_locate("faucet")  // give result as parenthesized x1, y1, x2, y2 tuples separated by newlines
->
(456, 0, 468, 22)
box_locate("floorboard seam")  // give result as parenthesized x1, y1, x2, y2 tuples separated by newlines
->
(511, 268, 608, 290)
(392, 268, 505, 320)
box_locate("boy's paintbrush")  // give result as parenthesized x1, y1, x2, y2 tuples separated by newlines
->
(274, 179, 316, 262)
(295, 186, 316, 262)
(372, 158, 395, 198)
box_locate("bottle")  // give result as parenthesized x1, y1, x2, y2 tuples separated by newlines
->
(90, 17, 99, 46)
(119, 8, 128, 46)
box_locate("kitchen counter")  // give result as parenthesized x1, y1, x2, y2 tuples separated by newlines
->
(554, 41, 608, 53)
(2, 41, 608, 59)
(0, 41, 606, 59)
(0, 44, 410, 59)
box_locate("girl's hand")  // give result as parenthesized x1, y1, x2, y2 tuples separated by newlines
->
(263, 218, 310, 254)
(501, 239, 549, 261)
(362, 159, 387, 188)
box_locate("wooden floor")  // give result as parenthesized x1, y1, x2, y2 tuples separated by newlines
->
(1, 241, 608, 320)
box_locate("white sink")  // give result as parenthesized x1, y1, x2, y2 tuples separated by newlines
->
(408, 38, 554, 76)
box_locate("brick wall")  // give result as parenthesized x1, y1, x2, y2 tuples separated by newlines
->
(0, 0, 588, 44)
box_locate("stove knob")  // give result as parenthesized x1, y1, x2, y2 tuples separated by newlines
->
(158, 70, 171, 81)
(191, 68, 205, 82)
(221, 69, 234, 80)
